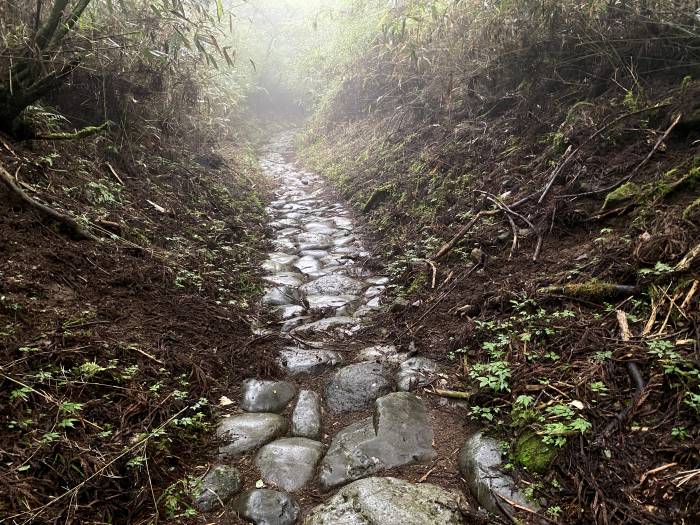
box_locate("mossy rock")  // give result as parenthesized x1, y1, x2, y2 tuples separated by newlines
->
(514, 431, 557, 474)
(603, 182, 641, 209)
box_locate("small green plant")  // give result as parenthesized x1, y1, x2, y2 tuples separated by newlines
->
(589, 381, 608, 395)
(469, 405, 498, 422)
(639, 261, 674, 276)
(469, 361, 512, 392)
(671, 426, 688, 440)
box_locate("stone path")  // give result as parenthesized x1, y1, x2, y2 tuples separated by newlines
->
(194, 133, 538, 524)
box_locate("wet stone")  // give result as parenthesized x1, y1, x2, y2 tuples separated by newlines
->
(297, 232, 333, 251)
(396, 357, 440, 391)
(366, 276, 390, 285)
(293, 256, 322, 274)
(278, 348, 344, 376)
(324, 362, 393, 414)
(364, 286, 385, 299)
(319, 392, 436, 490)
(274, 305, 306, 321)
(194, 465, 242, 512)
(273, 238, 297, 252)
(256, 437, 325, 492)
(356, 345, 409, 365)
(241, 379, 296, 413)
(303, 477, 467, 525)
(264, 273, 305, 288)
(292, 390, 322, 438)
(267, 253, 299, 265)
(281, 317, 307, 332)
(298, 249, 328, 259)
(232, 489, 300, 525)
(459, 431, 539, 517)
(217, 413, 287, 458)
(292, 316, 358, 336)
(262, 286, 302, 307)
(300, 275, 365, 296)
(306, 294, 358, 313)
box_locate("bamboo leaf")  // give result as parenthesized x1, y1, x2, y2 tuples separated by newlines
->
(216, 0, 224, 21)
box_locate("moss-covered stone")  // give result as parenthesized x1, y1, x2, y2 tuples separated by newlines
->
(603, 182, 641, 209)
(514, 431, 557, 474)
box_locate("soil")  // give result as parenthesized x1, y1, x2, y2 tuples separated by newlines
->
(298, 82, 700, 524)
(0, 134, 275, 523)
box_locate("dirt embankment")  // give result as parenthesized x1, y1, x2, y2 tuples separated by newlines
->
(0, 132, 275, 523)
(300, 76, 700, 523)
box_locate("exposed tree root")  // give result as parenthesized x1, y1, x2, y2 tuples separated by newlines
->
(0, 163, 97, 241)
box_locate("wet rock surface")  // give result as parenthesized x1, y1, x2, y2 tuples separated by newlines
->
(292, 390, 322, 438)
(303, 477, 467, 525)
(459, 431, 539, 516)
(194, 465, 242, 512)
(277, 348, 344, 376)
(324, 362, 394, 414)
(217, 413, 288, 458)
(232, 489, 301, 525)
(396, 357, 441, 391)
(319, 392, 436, 490)
(241, 379, 296, 413)
(256, 437, 325, 492)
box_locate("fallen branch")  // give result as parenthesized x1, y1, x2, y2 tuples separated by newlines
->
(595, 311, 646, 445)
(432, 209, 499, 260)
(675, 243, 700, 273)
(0, 163, 97, 241)
(430, 388, 473, 399)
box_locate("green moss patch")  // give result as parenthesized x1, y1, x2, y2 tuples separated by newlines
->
(514, 431, 558, 474)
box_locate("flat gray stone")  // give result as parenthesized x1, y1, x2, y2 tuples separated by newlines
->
(319, 392, 436, 490)
(396, 357, 440, 391)
(264, 273, 305, 288)
(273, 238, 297, 252)
(325, 362, 393, 414)
(356, 345, 409, 365)
(366, 276, 390, 285)
(299, 249, 328, 258)
(242, 380, 296, 413)
(281, 316, 307, 332)
(297, 232, 333, 251)
(262, 286, 301, 307)
(262, 261, 293, 273)
(300, 275, 365, 296)
(293, 255, 322, 274)
(256, 437, 325, 492)
(217, 413, 287, 458)
(194, 465, 242, 512)
(303, 477, 467, 525)
(292, 390, 322, 438)
(292, 316, 358, 336)
(364, 286, 385, 299)
(278, 348, 344, 376)
(306, 294, 359, 313)
(274, 305, 306, 321)
(459, 431, 539, 516)
(232, 489, 300, 525)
